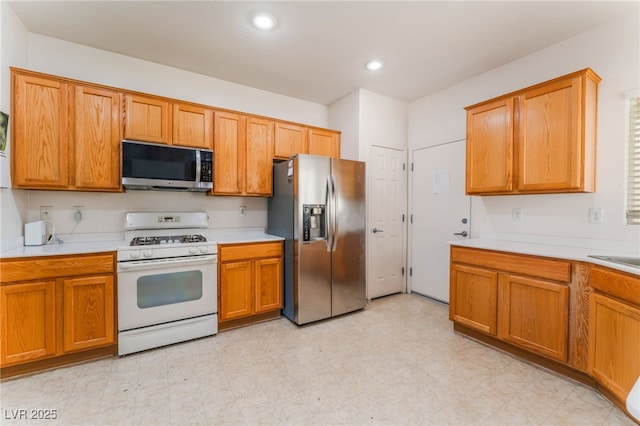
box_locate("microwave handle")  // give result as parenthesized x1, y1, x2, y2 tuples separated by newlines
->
(195, 150, 201, 183)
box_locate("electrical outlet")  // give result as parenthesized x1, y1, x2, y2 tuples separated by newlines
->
(512, 208, 523, 222)
(239, 206, 246, 216)
(73, 206, 85, 223)
(589, 207, 604, 224)
(40, 206, 53, 221)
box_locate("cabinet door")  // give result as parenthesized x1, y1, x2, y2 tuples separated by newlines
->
(307, 128, 340, 158)
(74, 86, 122, 190)
(124, 94, 170, 143)
(588, 293, 640, 402)
(219, 260, 253, 320)
(12, 73, 70, 188)
(213, 112, 244, 194)
(465, 97, 514, 194)
(62, 275, 115, 353)
(449, 264, 498, 335)
(516, 76, 582, 192)
(245, 117, 274, 195)
(498, 274, 568, 362)
(274, 122, 306, 159)
(173, 103, 213, 149)
(0, 281, 57, 366)
(255, 257, 283, 314)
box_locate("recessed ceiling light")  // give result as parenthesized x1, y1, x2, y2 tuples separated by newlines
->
(365, 59, 386, 71)
(252, 12, 277, 31)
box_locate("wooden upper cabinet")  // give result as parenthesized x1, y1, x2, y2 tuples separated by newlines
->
(214, 111, 244, 194)
(517, 76, 583, 192)
(74, 86, 122, 191)
(307, 128, 340, 158)
(124, 94, 171, 144)
(245, 117, 274, 196)
(465, 68, 600, 195)
(274, 122, 307, 159)
(465, 97, 514, 194)
(213, 112, 274, 196)
(172, 103, 213, 149)
(12, 73, 70, 189)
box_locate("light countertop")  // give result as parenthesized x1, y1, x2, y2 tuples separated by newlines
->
(449, 238, 640, 276)
(209, 229, 284, 245)
(0, 228, 283, 259)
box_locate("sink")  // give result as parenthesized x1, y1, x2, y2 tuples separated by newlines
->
(588, 255, 640, 269)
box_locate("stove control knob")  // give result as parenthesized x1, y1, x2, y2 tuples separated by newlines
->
(189, 247, 198, 255)
(143, 249, 153, 258)
(130, 250, 141, 259)
(199, 246, 209, 254)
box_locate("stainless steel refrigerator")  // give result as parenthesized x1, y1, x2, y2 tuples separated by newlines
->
(268, 154, 366, 325)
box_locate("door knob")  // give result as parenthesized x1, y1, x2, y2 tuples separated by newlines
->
(372, 228, 384, 233)
(453, 231, 468, 237)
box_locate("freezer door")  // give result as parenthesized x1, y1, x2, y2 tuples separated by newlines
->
(295, 155, 332, 324)
(331, 158, 366, 316)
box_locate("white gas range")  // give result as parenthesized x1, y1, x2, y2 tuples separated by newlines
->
(117, 211, 218, 356)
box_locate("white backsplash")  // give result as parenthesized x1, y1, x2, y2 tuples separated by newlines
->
(25, 190, 268, 240)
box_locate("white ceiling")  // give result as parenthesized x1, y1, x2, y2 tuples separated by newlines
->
(7, 1, 638, 105)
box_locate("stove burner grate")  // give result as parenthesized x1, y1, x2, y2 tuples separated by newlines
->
(130, 234, 207, 246)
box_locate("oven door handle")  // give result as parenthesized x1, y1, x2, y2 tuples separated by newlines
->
(118, 254, 217, 271)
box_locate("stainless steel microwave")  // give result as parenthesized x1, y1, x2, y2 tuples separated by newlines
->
(121, 140, 213, 192)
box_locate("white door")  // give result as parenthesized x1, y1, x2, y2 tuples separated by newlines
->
(410, 140, 470, 303)
(367, 145, 405, 299)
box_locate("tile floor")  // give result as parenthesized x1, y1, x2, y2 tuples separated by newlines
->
(1, 293, 636, 426)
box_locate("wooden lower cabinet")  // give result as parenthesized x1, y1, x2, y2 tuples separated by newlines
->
(0, 253, 117, 375)
(218, 241, 283, 330)
(449, 264, 498, 335)
(498, 274, 568, 362)
(62, 275, 115, 353)
(450, 246, 571, 362)
(0, 281, 57, 366)
(588, 266, 640, 405)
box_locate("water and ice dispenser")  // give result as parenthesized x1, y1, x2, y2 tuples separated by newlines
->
(302, 204, 326, 242)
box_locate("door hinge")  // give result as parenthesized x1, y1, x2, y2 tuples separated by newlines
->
(409, 267, 413, 277)
(403, 163, 406, 171)
(411, 163, 414, 171)
(402, 214, 405, 222)
(410, 214, 413, 224)
(402, 267, 405, 276)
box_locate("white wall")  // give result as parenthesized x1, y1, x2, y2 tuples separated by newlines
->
(328, 90, 360, 161)
(0, 1, 29, 248)
(329, 88, 408, 162)
(0, 9, 332, 248)
(408, 14, 640, 250)
(360, 90, 408, 156)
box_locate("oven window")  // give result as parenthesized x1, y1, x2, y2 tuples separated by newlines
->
(137, 270, 203, 308)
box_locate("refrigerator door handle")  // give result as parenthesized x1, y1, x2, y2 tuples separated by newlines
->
(330, 174, 338, 252)
(326, 175, 334, 252)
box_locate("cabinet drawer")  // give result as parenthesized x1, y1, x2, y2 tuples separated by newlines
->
(1, 253, 115, 283)
(590, 266, 640, 307)
(219, 242, 282, 262)
(451, 246, 571, 283)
